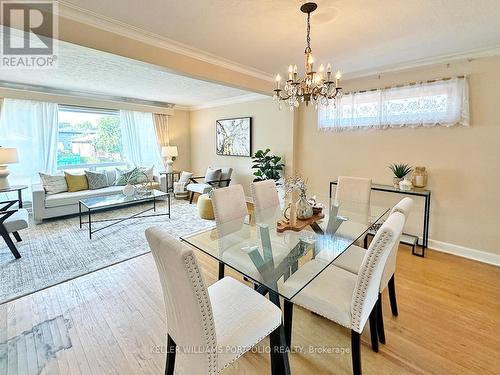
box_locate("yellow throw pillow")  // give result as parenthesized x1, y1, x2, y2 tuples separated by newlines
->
(64, 172, 89, 192)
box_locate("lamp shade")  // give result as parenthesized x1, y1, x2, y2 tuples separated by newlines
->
(0, 147, 19, 164)
(161, 146, 178, 158)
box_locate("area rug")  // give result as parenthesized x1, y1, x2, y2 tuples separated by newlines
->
(0, 199, 214, 304)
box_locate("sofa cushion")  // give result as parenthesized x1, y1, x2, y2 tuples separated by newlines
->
(64, 172, 89, 192)
(186, 183, 212, 195)
(45, 186, 124, 208)
(179, 171, 193, 184)
(104, 170, 117, 186)
(39, 172, 68, 195)
(85, 170, 109, 190)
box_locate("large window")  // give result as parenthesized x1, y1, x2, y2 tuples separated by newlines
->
(318, 77, 469, 131)
(57, 106, 127, 170)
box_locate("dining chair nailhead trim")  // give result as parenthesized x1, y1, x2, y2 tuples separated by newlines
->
(184, 253, 218, 374)
(351, 229, 393, 333)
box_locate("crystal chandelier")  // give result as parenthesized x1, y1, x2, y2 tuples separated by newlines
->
(273, 2, 343, 110)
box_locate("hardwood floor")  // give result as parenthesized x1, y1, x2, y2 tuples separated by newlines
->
(1, 244, 499, 375)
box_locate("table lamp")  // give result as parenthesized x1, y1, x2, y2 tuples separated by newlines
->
(0, 147, 19, 189)
(161, 146, 178, 173)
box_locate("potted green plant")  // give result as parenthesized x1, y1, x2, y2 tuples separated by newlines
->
(251, 149, 284, 182)
(389, 163, 413, 188)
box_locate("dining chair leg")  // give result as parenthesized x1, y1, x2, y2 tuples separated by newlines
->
(189, 192, 195, 204)
(283, 299, 293, 349)
(12, 231, 22, 242)
(368, 307, 379, 352)
(376, 293, 386, 344)
(351, 330, 362, 375)
(218, 262, 225, 280)
(165, 334, 176, 375)
(388, 275, 398, 316)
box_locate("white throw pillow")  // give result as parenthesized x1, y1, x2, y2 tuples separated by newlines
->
(178, 171, 193, 183)
(39, 172, 68, 195)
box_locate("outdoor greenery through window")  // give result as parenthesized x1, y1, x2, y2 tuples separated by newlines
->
(57, 106, 126, 169)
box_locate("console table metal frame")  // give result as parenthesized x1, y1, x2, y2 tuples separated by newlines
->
(79, 193, 171, 239)
(330, 181, 430, 257)
(159, 171, 181, 193)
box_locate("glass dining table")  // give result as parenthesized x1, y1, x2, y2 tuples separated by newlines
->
(180, 196, 389, 375)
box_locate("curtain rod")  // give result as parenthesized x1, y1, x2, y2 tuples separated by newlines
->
(0, 80, 175, 109)
(347, 75, 466, 95)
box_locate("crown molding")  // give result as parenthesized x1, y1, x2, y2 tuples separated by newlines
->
(58, 2, 274, 83)
(342, 44, 500, 80)
(189, 93, 268, 111)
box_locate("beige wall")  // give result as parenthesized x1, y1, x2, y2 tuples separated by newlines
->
(189, 99, 294, 197)
(296, 56, 500, 255)
(168, 109, 191, 172)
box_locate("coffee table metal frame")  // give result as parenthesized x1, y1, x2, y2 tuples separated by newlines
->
(79, 192, 171, 239)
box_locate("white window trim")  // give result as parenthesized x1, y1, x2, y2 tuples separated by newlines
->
(318, 77, 470, 131)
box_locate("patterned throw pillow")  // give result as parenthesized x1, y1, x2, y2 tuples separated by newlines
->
(39, 173, 68, 195)
(85, 170, 108, 190)
(115, 167, 137, 186)
(132, 165, 155, 184)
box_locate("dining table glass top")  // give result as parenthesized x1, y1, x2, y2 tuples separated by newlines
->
(181, 196, 389, 300)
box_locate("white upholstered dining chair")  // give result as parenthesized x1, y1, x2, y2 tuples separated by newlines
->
(281, 212, 405, 375)
(333, 197, 413, 343)
(145, 227, 282, 375)
(250, 180, 282, 228)
(335, 176, 372, 205)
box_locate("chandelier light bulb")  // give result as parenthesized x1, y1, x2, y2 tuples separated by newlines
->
(319, 64, 324, 72)
(276, 73, 281, 82)
(335, 70, 342, 80)
(293, 64, 298, 74)
(326, 63, 332, 73)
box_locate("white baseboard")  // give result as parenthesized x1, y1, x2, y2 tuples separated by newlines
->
(427, 239, 500, 266)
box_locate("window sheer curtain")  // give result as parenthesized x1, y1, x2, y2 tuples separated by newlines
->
(119, 110, 163, 172)
(153, 113, 170, 147)
(0, 98, 58, 199)
(319, 77, 470, 131)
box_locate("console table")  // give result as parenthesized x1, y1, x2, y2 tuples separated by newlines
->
(330, 181, 431, 257)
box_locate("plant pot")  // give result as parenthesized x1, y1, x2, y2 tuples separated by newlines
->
(393, 177, 403, 188)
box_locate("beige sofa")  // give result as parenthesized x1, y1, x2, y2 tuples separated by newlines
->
(32, 172, 167, 223)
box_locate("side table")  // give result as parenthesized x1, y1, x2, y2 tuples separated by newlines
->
(0, 185, 29, 208)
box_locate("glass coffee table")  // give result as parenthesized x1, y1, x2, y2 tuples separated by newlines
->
(79, 189, 170, 239)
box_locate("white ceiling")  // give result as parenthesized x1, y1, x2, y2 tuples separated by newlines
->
(60, 0, 500, 76)
(0, 31, 262, 108)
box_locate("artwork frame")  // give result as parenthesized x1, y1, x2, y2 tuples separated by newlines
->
(216, 117, 252, 157)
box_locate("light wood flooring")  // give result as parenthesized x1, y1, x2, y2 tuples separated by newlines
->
(1, 243, 499, 375)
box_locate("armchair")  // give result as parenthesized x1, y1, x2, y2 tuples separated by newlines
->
(0, 199, 29, 259)
(187, 167, 232, 204)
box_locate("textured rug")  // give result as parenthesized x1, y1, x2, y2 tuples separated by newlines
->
(0, 199, 214, 304)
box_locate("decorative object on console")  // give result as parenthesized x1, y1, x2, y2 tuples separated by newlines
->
(399, 178, 413, 191)
(64, 172, 89, 192)
(388, 163, 413, 188)
(273, 2, 342, 110)
(411, 166, 428, 188)
(0, 147, 19, 189)
(161, 146, 178, 173)
(216, 117, 251, 156)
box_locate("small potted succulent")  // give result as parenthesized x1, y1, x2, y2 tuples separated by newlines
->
(389, 163, 413, 188)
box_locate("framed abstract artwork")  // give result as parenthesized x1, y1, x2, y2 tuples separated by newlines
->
(216, 117, 252, 157)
